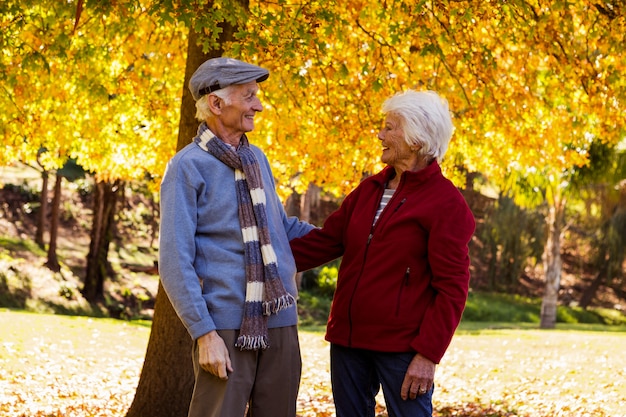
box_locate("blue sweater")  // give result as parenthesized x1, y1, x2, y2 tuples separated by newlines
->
(159, 141, 314, 341)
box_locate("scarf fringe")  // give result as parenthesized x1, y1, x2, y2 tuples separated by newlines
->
(263, 294, 296, 316)
(235, 335, 269, 351)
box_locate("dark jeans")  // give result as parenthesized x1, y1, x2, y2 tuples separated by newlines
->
(330, 343, 433, 417)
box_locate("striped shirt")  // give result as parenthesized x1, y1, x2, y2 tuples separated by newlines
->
(373, 188, 396, 225)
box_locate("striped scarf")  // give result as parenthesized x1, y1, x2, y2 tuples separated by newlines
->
(195, 124, 295, 350)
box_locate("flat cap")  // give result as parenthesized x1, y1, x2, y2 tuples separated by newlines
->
(189, 57, 270, 101)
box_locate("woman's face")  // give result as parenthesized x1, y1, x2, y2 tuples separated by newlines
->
(378, 113, 418, 170)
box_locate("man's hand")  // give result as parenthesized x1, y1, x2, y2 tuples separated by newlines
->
(197, 331, 233, 380)
(400, 353, 435, 400)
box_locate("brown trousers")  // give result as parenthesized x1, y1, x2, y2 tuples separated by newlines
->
(187, 326, 301, 417)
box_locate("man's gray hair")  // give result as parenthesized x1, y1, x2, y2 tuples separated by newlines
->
(195, 85, 236, 122)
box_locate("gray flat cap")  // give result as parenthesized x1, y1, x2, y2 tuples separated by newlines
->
(189, 57, 270, 101)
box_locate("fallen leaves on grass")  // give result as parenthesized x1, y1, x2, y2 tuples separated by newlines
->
(0, 338, 143, 416)
(1, 312, 625, 417)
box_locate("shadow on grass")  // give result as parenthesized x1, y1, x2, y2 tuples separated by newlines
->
(0, 236, 45, 254)
(0, 270, 31, 308)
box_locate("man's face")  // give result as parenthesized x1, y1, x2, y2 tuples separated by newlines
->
(219, 81, 263, 139)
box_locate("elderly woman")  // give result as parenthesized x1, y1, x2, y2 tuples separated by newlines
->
(290, 90, 475, 417)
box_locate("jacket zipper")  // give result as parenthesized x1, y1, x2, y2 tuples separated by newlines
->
(347, 181, 406, 346)
(395, 267, 410, 316)
(394, 198, 407, 212)
(375, 196, 406, 232)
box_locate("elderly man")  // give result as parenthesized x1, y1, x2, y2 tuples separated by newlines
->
(159, 57, 314, 417)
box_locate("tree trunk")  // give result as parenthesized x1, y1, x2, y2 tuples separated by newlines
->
(126, 10, 244, 415)
(35, 169, 49, 248)
(578, 268, 606, 309)
(125, 282, 194, 417)
(540, 199, 565, 329)
(299, 183, 312, 223)
(44, 174, 62, 272)
(293, 183, 319, 288)
(82, 179, 120, 302)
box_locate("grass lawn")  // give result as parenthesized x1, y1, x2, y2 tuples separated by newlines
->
(1, 309, 625, 417)
(441, 325, 626, 416)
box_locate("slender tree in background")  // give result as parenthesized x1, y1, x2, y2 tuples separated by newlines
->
(83, 179, 123, 301)
(34, 150, 49, 248)
(43, 159, 85, 273)
(44, 174, 63, 272)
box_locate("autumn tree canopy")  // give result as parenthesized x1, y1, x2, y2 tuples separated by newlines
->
(231, 0, 625, 198)
(1, 0, 186, 184)
(3, 1, 624, 196)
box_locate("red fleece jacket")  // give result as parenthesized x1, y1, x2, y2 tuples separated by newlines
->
(290, 161, 475, 363)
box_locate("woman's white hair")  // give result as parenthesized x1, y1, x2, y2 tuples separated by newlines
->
(195, 85, 236, 122)
(382, 90, 454, 162)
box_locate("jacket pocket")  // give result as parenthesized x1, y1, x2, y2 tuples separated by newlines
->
(395, 267, 411, 317)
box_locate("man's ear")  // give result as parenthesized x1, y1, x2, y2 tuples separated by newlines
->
(207, 94, 222, 114)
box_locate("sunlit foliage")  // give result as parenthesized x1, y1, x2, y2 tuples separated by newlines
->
(1, 1, 186, 185)
(2, 1, 624, 196)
